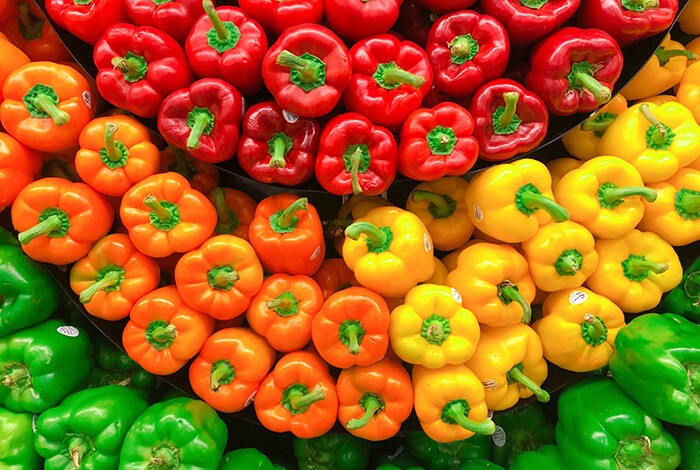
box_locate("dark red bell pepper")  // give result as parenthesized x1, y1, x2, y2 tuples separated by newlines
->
(315, 113, 398, 196)
(524, 27, 623, 116)
(426, 10, 510, 100)
(469, 79, 549, 162)
(186, 1, 268, 97)
(398, 102, 478, 181)
(124, 0, 204, 44)
(45, 0, 128, 45)
(414, 0, 477, 13)
(157, 78, 244, 163)
(481, 0, 580, 45)
(262, 24, 352, 118)
(343, 34, 432, 130)
(324, 0, 403, 41)
(394, 0, 435, 48)
(577, 0, 677, 47)
(237, 101, 321, 186)
(94, 24, 194, 118)
(238, 0, 324, 36)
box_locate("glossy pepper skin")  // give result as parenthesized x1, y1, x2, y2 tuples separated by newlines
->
(490, 405, 556, 467)
(238, 101, 320, 186)
(125, 0, 204, 44)
(35, 385, 148, 470)
(293, 434, 372, 470)
(406, 432, 492, 470)
(0, 37, 29, 104)
(326, 0, 403, 42)
(678, 62, 700, 125)
(415, 0, 476, 13)
(119, 397, 228, 470)
(220, 449, 281, 470)
(88, 337, 158, 401)
(524, 27, 623, 116)
(509, 445, 568, 470)
(0, 2, 71, 62)
(556, 378, 681, 470)
(659, 256, 700, 323)
(481, 0, 579, 45)
(45, 0, 127, 45)
(561, 94, 628, 160)
(669, 426, 700, 469)
(0, 406, 40, 469)
(208, 187, 256, 240)
(159, 146, 220, 195)
(330, 195, 394, 255)
(0, 133, 42, 213)
(312, 258, 360, 300)
(238, 0, 324, 37)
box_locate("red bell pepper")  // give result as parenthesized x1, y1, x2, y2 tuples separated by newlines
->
(237, 0, 324, 36)
(324, 0, 403, 41)
(94, 24, 194, 118)
(343, 34, 433, 130)
(262, 24, 352, 118)
(398, 102, 478, 180)
(124, 0, 204, 44)
(394, 0, 435, 48)
(157, 78, 244, 164)
(315, 113, 397, 196)
(415, 0, 477, 13)
(425, 10, 510, 100)
(45, 0, 128, 45)
(524, 27, 623, 116)
(238, 101, 320, 186)
(185, 1, 268, 97)
(469, 79, 549, 162)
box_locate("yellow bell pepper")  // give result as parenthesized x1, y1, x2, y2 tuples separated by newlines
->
(621, 36, 697, 101)
(412, 364, 495, 443)
(561, 95, 628, 161)
(639, 167, 700, 246)
(405, 177, 474, 251)
(686, 37, 700, 64)
(533, 287, 625, 373)
(446, 243, 536, 326)
(521, 221, 599, 292)
(464, 159, 569, 244)
(343, 206, 434, 298)
(425, 257, 448, 285)
(547, 157, 581, 189)
(677, 62, 700, 127)
(642, 95, 678, 105)
(389, 284, 480, 368)
(441, 239, 484, 273)
(586, 229, 683, 313)
(464, 323, 549, 411)
(330, 195, 394, 254)
(679, 0, 700, 35)
(598, 102, 700, 183)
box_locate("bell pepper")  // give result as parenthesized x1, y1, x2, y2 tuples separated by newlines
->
(119, 397, 228, 469)
(262, 24, 351, 118)
(481, 0, 578, 45)
(248, 194, 325, 276)
(524, 27, 623, 116)
(406, 432, 492, 470)
(679, 0, 700, 35)
(238, 101, 320, 186)
(446, 243, 536, 326)
(254, 350, 338, 438)
(119, 172, 217, 258)
(659, 256, 700, 323)
(160, 145, 220, 195)
(560, 94, 628, 160)
(75, 115, 161, 197)
(458, 460, 504, 469)
(0, 132, 42, 213)
(35, 385, 148, 469)
(325, 0, 402, 41)
(343, 206, 434, 297)
(238, 0, 324, 36)
(0, 406, 40, 469)
(490, 405, 556, 467)
(556, 378, 681, 470)
(336, 358, 413, 440)
(0, 2, 71, 62)
(670, 426, 700, 470)
(1, 61, 94, 153)
(389, 283, 479, 368)
(221, 449, 283, 470)
(395, 0, 434, 48)
(315, 113, 398, 196)
(678, 62, 700, 126)
(45, 0, 127, 45)
(415, 0, 476, 13)
(412, 364, 496, 443)
(69, 233, 160, 321)
(122, 286, 215, 375)
(0, 38, 29, 103)
(598, 102, 700, 183)
(208, 187, 256, 239)
(88, 337, 158, 401)
(587, 229, 682, 313)
(94, 23, 194, 118)
(509, 445, 568, 470)
(343, 34, 432, 130)
(312, 258, 360, 300)
(189, 327, 276, 413)
(124, 0, 204, 44)
(0, 319, 92, 414)
(293, 433, 372, 470)
(329, 195, 394, 255)
(534, 287, 625, 372)
(398, 103, 478, 181)
(11, 177, 114, 265)
(174, 234, 263, 320)
(547, 157, 581, 188)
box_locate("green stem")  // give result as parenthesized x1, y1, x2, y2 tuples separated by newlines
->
(202, 0, 229, 40)
(621, 0, 659, 10)
(210, 187, 239, 234)
(144, 195, 173, 223)
(346, 395, 384, 430)
(348, 147, 364, 195)
(172, 147, 194, 179)
(655, 47, 697, 66)
(32, 93, 70, 126)
(381, 66, 425, 88)
(411, 190, 454, 218)
(571, 69, 611, 103)
(210, 360, 235, 391)
(498, 281, 532, 324)
(289, 384, 325, 411)
(1, 367, 29, 388)
(17, 215, 62, 244)
(269, 135, 288, 169)
(68, 436, 92, 469)
(616, 436, 651, 468)
(599, 185, 657, 204)
(583, 313, 606, 341)
(103, 123, 122, 162)
(499, 92, 520, 129)
(507, 366, 550, 402)
(624, 256, 668, 278)
(266, 297, 295, 310)
(79, 272, 121, 303)
(276, 198, 308, 229)
(441, 401, 497, 435)
(150, 324, 177, 343)
(517, 184, 570, 222)
(677, 189, 700, 217)
(213, 271, 239, 288)
(110, 55, 146, 83)
(345, 222, 387, 250)
(581, 113, 616, 133)
(640, 104, 668, 147)
(277, 50, 317, 83)
(187, 109, 214, 150)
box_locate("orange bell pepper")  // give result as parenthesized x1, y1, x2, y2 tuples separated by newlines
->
(208, 187, 256, 240)
(254, 351, 339, 438)
(69, 234, 160, 321)
(11, 177, 114, 265)
(247, 273, 325, 353)
(0, 2, 71, 62)
(75, 116, 161, 197)
(58, 61, 103, 112)
(0, 37, 29, 101)
(0, 132, 42, 212)
(336, 358, 413, 441)
(311, 258, 360, 300)
(122, 285, 215, 376)
(248, 194, 326, 276)
(189, 327, 276, 413)
(174, 235, 264, 320)
(311, 286, 390, 369)
(159, 145, 220, 195)
(119, 172, 217, 258)
(0, 61, 93, 153)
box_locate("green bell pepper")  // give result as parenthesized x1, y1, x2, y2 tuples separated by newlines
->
(293, 434, 371, 470)
(669, 426, 700, 470)
(490, 403, 555, 466)
(88, 337, 158, 401)
(0, 406, 40, 469)
(406, 431, 492, 470)
(119, 397, 228, 470)
(35, 385, 149, 469)
(457, 459, 505, 469)
(0, 226, 60, 338)
(220, 448, 285, 470)
(556, 378, 681, 470)
(609, 313, 700, 429)
(659, 256, 700, 323)
(374, 448, 424, 470)
(509, 445, 569, 469)
(375, 466, 425, 470)
(0, 319, 92, 413)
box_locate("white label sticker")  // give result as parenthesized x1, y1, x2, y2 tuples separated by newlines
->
(482, 379, 499, 390)
(380, 191, 389, 200)
(310, 246, 322, 260)
(82, 91, 92, 109)
(451, 287, 462, 304)
(487, 410, 494, 419)
(32, 415, 38, 433)
(245, 391, 257, 407)
(282, 110, 299, 123)
(423, 233, 431, 252)
(492, 426, 507, 447)
(569, 290, 588, 305)
(473, 204, 483, 222)
(56, 326, 79, 337)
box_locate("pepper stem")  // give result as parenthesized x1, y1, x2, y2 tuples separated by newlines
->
(640, 104, 669, 146)
(345, 222, 387, 250)
(583, 313, 606, 341)
(581, 113, 616, 133)
(213, 270, 239, 288)
(32, 93, 70, 126)
(110, 55, 147, 83)
(616, 436, 651, 467)
(346, 395, 383, 430)
(277, 50, 317, 83)
(677, 189, 700, 215)
(68, 436, 91, 470)
(289, 384, 325, 411)
(499, 92, 520, 129)
(498, 281, 532, 324)
(17, 215, 63, 245)
(144, 195, 173, 223)
(270, 135, 288, 169)
(79, 271, 122, 303)
(571, 69, 611, 103)
(655, 47, 697, 66)
(172, 148, 194, 178)
(210, 360, 235, 391)
(411, 190, 453, 218)
(348, 147, 364, 195)
(624, 257, 668, 277)
(150, 324, 177, 343)
(187, 109, 214, 150)
(507, 366, 550, 402)
(518, 185, 570, 222)
(103, 123, 122, 162)
(599, 185, 657, 204)
(210, 187, 238, 234)
(442, 401, 497, 435)
(202, 0, 229, 40)
(381, 66, 425, 88)
(276, 198, 308, 229)
(1, 367, 28, 387)
(266, 297, 295, 309)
